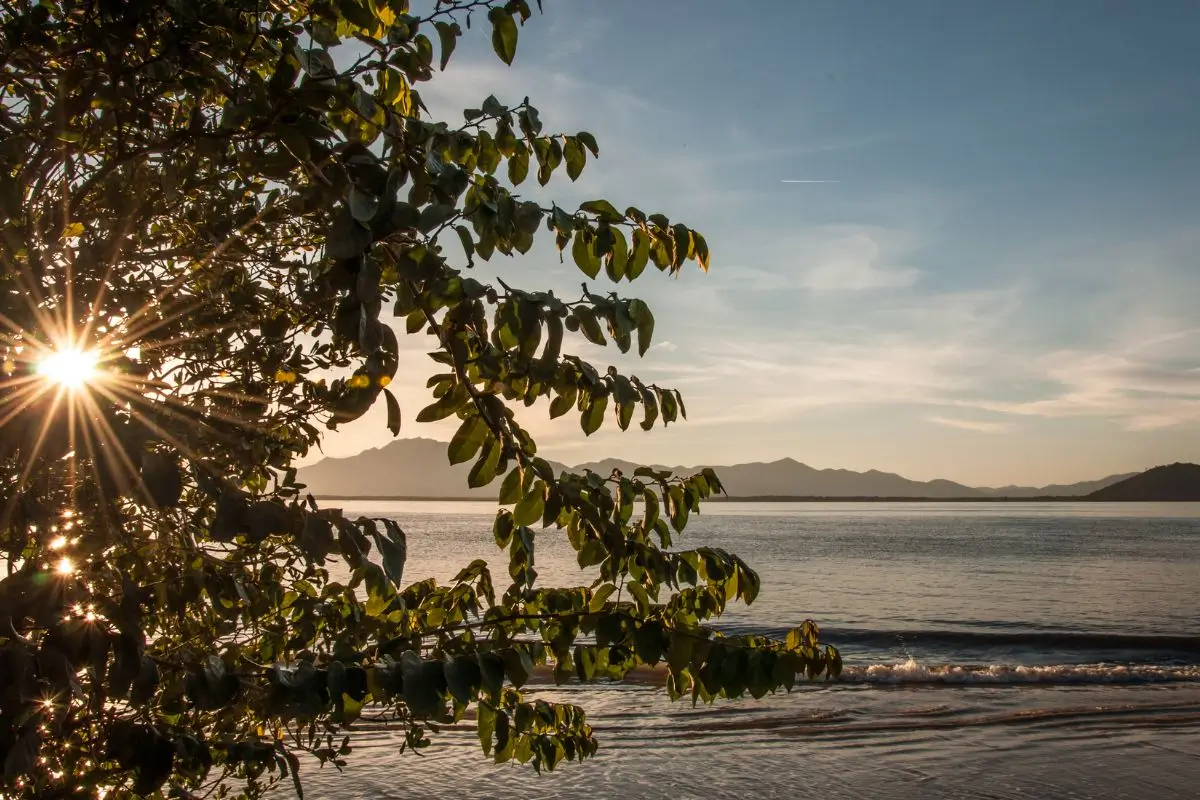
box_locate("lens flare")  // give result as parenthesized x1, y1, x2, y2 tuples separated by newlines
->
(37, 348, 99, 389)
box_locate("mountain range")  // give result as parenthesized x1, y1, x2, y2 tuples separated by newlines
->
(296, 437, 1141, 500)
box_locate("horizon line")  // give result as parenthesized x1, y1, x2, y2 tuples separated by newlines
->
(297, 437, 1178, 490)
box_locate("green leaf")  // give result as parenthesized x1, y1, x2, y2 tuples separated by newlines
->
(418, 203, 457, 233)
(693, 231, 710, 270)
(667, 632, 693, 674)
(477, 702, 497, 755)
(489, 8, 519, 65)
(416, 385, 465, 422)
(372, 520, 407, 589)
(626, 579, 650, 613)
(498, 467, 523, 505)
(668, 485, 687, 531)
(468, 439, 502, 488)
(400, 651, 443, 718)
(633, 621, 663, 665)
(672, 223, 692, 268)
(493, 511, 515, 549)
(434, 21, 460, 71)
(513, 480, 545, 526)
(455, 225, 475, 262)
(494, 711, 513, 763)
(405, 309, 427, 334)
(540, 312, 563, 364)
(327, 208, 372, 259)
(581, 394, 607, 436)
(563, 136, 585, 181)
(479, 652, 506, 700)
(337, 0, 377, 30)
(628, 299, 654, 356)
(503, 647, 535, 688)
(448, 415, 488, 465)
(606, 228, 628, 282)
(579, 199, 623, 223)
(572, 230, 600, 279)
(617, 399, 634, 431)
(349, 186, 378, 222)
(590, 583, 617, 611)
(827, 645, 843, 678)
(519, 105, 543, 137)
(640, 388, 659, 432)
(573, 306, 605, 346)
(549, 391, 574, 419)
(508, 145, 529, 185)
(384, 388, 401, 436)
(660, 389, 678, 424)
(643, 488, 661, 529)
(627, 228, 651, 280)
(444, 656, 481, 704)
(576, 131, 600, 157)
(573, 645, 597, 682)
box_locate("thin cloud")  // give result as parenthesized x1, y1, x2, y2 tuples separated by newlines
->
(927, 416, 1010, 433)
(781, 179, 841, 183)
(957, 328, 1200, 430)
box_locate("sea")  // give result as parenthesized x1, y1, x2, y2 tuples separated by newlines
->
(302, 501, 1200, 799)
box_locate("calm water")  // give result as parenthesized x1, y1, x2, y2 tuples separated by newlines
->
(302, 502, 1200, 799)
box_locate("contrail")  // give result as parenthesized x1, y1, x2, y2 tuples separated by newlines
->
(781, 179, 840, 183)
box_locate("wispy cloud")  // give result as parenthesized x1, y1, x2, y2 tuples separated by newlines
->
(710, 226, 924, 294)
(966, 337, 1200, 430)
(927, 416, 1011, 433)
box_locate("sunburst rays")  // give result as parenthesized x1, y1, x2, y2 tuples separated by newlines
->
(0, 255, 280, 533)
(2, 89, 326, 545)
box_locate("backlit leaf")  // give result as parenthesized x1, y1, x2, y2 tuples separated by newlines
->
(579, 199, 623, 222)
(581, 394, 607, 436)
(508, 145, 530, 185)
(434, 20, 460, 71)
(576, 131, 599, 157)
(384, 388, 402, 436)
(572, 230, 600, 279)
(498, 467, 523, 505)
(448, 415, 488, 465)
(563, 136, 585, 181)
(489, 8, 518, 65)
(513, 480, 545, 526)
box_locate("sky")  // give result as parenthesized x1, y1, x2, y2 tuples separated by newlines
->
(315, 0, 1200, 487)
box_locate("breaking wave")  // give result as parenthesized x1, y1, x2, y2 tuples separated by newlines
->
(837, 658, 1200, 686)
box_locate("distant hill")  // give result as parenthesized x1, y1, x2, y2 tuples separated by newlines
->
(297, 438, 1135, 500)
(978, 473, 1136, 498)
(296, 438, 567, 499)
(574, 456, 987, 498)
(1086, 463, 1200, 501)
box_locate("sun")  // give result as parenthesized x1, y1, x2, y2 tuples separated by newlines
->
(37, 347, 100, 390)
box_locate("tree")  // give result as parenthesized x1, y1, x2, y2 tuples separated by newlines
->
(0, 1, 841, 797)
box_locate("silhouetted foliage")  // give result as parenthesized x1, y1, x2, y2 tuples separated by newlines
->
(0, 1, 840, 796)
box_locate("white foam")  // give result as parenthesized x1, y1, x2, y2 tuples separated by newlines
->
(838, 658, 1200, 685)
